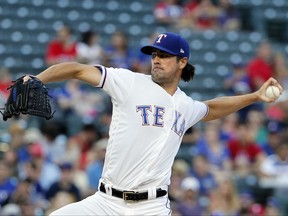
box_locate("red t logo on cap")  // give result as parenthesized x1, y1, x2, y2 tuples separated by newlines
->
(156, 34, 167, 43)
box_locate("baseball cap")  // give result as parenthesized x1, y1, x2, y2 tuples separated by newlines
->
(180, 176, 200, 191)
(267, 120, 283, 134)
(59, 161, 73, 170)
(0, 204, 21, 216)
(94, 138, 108, 150)
(141, 32, 195, 82)
(29, 143, 44, 158)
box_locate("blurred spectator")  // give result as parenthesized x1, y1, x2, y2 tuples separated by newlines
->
(194, 124, 232, 177)
(261, 120, 283, 156)
(180, 0, 221, 30)
(0, 67, 13, 102)
(19, 200, 38, 216)
(46, 162, 81, 202)
(228, 121, 266, 197)
(223, 63, 255, 119)
(224, 63, 251, 96)
(45, 25, 77, 66)
(178, 0, 200, 28)
(20, 127, 44, 163)
(51, 80, 102, 134)
(45, 191, 76, 215)
(0, 160, 18, 207)
(72, 168, 89, 199)
(178, 127, 201, 163)
(259, 137, 288, 216)
(227, 121, 265, 171)
(246, 109, 268, 145)
(86, 138, 108, 192)
(14, 127, 45, 182)
(39, 120, 67, 164)
(2, 149, 18, 176)
(177, 176, 206, 215)
(21, 143, 61, 192)
(189, 155, 217, 198)
(182, 127, 201, 145)
(183, 0, 201, 13)
(103, 31, 135, 69)
(266, 52, 288, 123)
(274, 52, 288, 86)
(198, 119, 230, 143)
(133, 33, 159, 74)
(247, 41, 275, 92)
(96, 111, 112, 139)
(65, 124, 100, 170)
(8, 122, 26, 151)
(154, 0, 183, 26)
(223, 63, 255, 128)
(8, 179, 31, 209)
(208, 174, 240, 216)
(0, 203, 21, 215)
(273, 51, 288, 107)
(169, 159, 190, 202)
(7, 178, 47, 213)
(218, 0, 240, 31)
(238, 192, 266, 216)
(76, 30, 103, 65)
(220, 113, 239, 141)
(265, 197, 280, 216)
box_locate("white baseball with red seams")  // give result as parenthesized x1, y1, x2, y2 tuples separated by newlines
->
(265, 85, 280, 99)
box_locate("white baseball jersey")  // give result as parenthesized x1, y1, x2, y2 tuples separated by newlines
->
(96, 66, 208, 190)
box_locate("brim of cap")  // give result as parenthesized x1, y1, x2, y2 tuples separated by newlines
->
(141, 45, 178, 56)
(141, 45, 194, 69)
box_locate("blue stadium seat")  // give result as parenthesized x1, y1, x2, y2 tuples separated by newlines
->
(248, 32, 263, 43)
(215, 41, 229, 52)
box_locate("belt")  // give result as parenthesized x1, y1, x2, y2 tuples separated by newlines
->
(99, 183, 167, 201)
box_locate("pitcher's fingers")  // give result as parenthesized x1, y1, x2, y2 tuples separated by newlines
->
(268, 77, 284, 93)
(269, 77, 278, 85)
(276, 82, 284, 93)
(271, 79, 284, 93)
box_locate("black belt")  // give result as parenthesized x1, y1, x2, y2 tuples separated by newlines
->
(99, 183, 167, 201)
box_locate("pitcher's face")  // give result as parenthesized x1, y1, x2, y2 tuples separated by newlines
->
(150, 50, 180, 85)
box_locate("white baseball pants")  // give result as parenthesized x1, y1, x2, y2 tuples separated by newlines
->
(49, 191, 172, 215)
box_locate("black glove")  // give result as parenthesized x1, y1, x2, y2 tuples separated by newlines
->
(1, 76, 54, 121)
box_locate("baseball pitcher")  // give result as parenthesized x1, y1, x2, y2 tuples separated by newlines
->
(20, 32, 283, 215)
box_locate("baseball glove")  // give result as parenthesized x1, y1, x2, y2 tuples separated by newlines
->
(0, 76, 54, 121)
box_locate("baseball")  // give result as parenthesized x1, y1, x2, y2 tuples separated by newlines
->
(265, 85, 280, 99)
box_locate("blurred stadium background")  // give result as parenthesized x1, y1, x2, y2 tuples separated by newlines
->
(1, 0, 288, 215)
(1, 0, 287, 100)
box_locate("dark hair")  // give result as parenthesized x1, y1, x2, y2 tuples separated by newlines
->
(40, 121, 66, 139)
(81, 30, 97, 45)
(82, 123, 96, 132)
(177, 56, 195, 82)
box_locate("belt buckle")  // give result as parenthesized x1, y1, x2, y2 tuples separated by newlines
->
(123, 191, 136, 201)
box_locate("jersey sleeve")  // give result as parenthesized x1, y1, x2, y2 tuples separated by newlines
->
(186, 100, 209, 128)
(96, 65, 134, 105)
